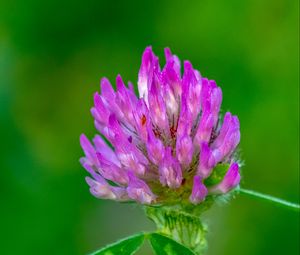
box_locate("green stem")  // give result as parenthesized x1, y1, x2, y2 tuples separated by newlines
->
(239, 188, 300, 211)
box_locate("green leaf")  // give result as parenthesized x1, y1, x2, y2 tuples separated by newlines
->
(149, 233, 195, 255)
(204, 163, 230, 186)
(90, 233, 145, 255)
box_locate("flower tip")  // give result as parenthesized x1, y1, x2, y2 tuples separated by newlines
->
(116, 74, 126, 90)
(85, 176, 96, 186)
(79, 133, 87, 143)
(116, 73, 122, 80)
(209, 79, 217, 89)
(232, 115, 240, 128)
(183, 60, 193, 70)
(93, 91, 100, 99)
(164, 47, 172, 59)
(100, 77, 115, 98)
(145, 45, 153, 51)
(142, 46, 154, 59)
(93, 91, 102, 107)
(100, 77, 111, 88)
(80, 134, 92, 151)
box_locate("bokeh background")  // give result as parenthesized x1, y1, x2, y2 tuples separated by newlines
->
(0, 0, 299, 254)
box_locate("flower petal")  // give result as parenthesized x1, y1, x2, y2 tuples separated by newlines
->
(159, 147, 182, 188)
(209, 163, 240, 194)
(189, 175, 208, 204)
(126, 171, 156, 204)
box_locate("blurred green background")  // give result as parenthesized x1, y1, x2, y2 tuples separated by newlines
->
(0, 0, 299, 254)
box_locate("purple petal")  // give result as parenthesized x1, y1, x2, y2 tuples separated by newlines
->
(138, 47, 159, 104)
(91, 92, 110, 125)
(132, 99, 149, 142)
(126, 171, 156, 204)
(148, 73, 169, 131)
(100, 77, 115, 102)
(112, 131, 149, 176)
(86, 176, 128, 201)
(116, 148, 147, 176)
(99, 77, 125, 122)
(182, 61, 202, 122)
(164, 47, 181, 76)
(177, 96, 193, 137)
(210, 85, 222, 126)
(159, 147, 182, 188)
(96, 152, 128, 185)
(80, 134, 97, 166)
(161, 48, 181, 121)
(128, 81, 135, 94)
(80, 159, 98, 178)
(127, 82, 138, 104)
(86, 176, 116, 199)
(93, 135, 120, 166)
(193, 107, 214, 146)
(197, 142, 215, 178)
(107, 114, 126, 145)
(189, 175, 208, 204)
(209, 163, 241, 194)
(162, 53, 182, 98)
(213, 112, 232, 148)
(115, 75, 136, 126)
(212, 115, 240, 162)
(194, 69, 202, 81)
(146, 126, 165, 164)
(176, 129, 193, 166)
(200, 78, 210, 109)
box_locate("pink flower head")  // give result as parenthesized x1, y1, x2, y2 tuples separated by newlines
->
(80, 47, 241, 205)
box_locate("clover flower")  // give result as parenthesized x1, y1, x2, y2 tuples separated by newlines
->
(80, 47, 240, 206)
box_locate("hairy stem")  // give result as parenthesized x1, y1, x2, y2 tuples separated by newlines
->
(239, 188, 300, 211)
